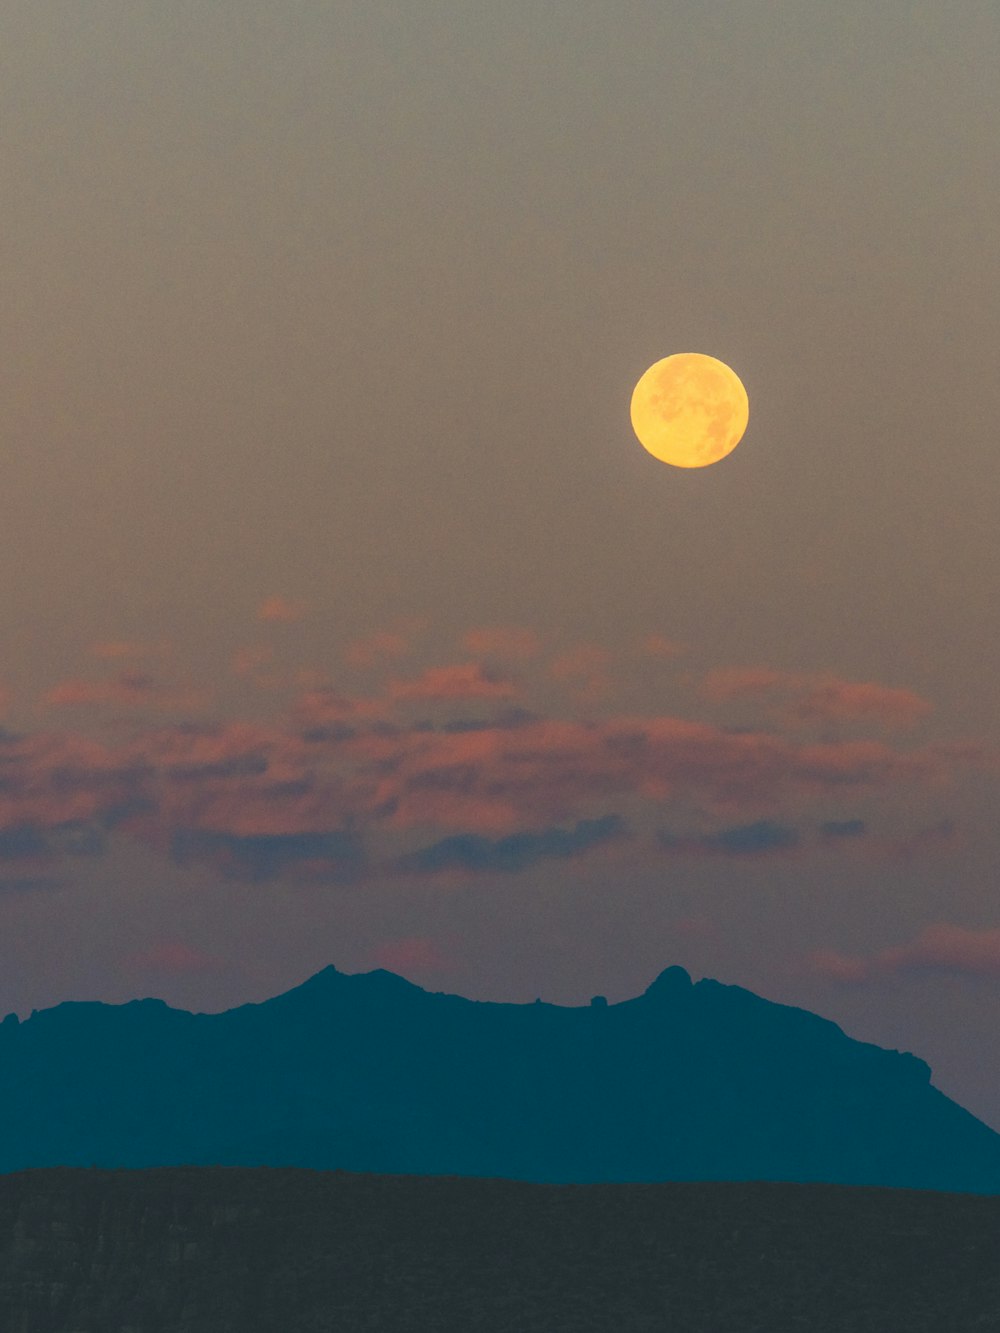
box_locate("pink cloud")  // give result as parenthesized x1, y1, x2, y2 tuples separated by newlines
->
(43, 674, 157, 708)
(230, 645, 297, 692)
(40, 674, 208, 715)
(700, 667, 788, 701)
(808, 923, 1000, 983)
(641, 634, 687, 660)
(345, 630, 412, 669)
(700, 667, 931, 731)
(389, 663, 517, 702)
(794, 679, 931, 729)
(293, 686, 389, 725)
(125, 941, 222, 974)
(383, 790, 526, 836)
(549, 645, 612, 705)
(256, 596, 307, 624)
(882, 819, 958, 860)
(673, 914, 716, 939)
(806, 949, 871, 983)
(0, 639, 977, 886)
(659, 820, 800, 857)
(369, 713, 944, 837)
(0, 702, 961, 865)
(89, 640, 169, 661)
(232, 645, 274, 677)
(462, 626, 540, 660)
(370, 936, 449, 976)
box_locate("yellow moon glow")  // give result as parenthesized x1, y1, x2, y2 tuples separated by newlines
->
(630, 353, 749, 468)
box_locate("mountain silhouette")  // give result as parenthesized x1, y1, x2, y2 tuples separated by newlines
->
(2, 964, 999, 1192)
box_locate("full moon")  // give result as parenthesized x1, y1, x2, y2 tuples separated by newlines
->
(630, 353, 749, 468)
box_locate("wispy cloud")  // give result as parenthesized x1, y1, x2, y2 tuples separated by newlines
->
(0, 696, 966, 886)
(700, 666, 790, 701)
(549, 645, 612, 705)
(700, 667, 932, 730)
(390, 663, 518, 702)
(345, 630, 412, 669)
(124, 941, 222, 975)
(172, 828, 364, 883)
(820, 819, 867, 839)
(43, 674, 159, 709)
(660, 820, 800, 856)
(882, 819, 957, 860)
(369, 936, 450, 976)
(808, 923, 1000, 982)
(396, 814, 626, 876)
(42, 674, 209, 715)
(0, 636, 983, 887)
(256, 596, 307, 624)
(793, 679, 931, 729)
(88, 641, 170, 662)
(641, 634, 687, 660)
(462, 626, 540, 660)
(0, 875, 61, 894)
(232, 645, 274, 678)
(345, 618, 427, 669)
(293, 687, 388, 726)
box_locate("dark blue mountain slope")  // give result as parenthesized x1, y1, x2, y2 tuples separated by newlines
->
(1, 964, 998, 1192)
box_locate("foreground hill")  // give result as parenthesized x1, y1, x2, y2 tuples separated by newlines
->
(1, 1167, 999, 1332)
(2, 964, 1000, 1192)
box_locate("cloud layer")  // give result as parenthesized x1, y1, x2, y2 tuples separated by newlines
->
(700, 667, 932, 730)
(0, 637, 983, 888)
(810, 924, 1000, 982)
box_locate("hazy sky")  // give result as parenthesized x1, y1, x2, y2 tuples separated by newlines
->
(4, 1, 1000, 1128)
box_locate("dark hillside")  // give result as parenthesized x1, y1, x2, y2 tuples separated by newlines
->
(1, 1167, 999, 1332)
(2, 964, 1000, 1192)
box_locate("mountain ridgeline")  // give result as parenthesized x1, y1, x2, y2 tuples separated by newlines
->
(2, 965, 999, 1193)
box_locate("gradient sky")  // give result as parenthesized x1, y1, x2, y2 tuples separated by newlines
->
(4, 1, 1000, 1129)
